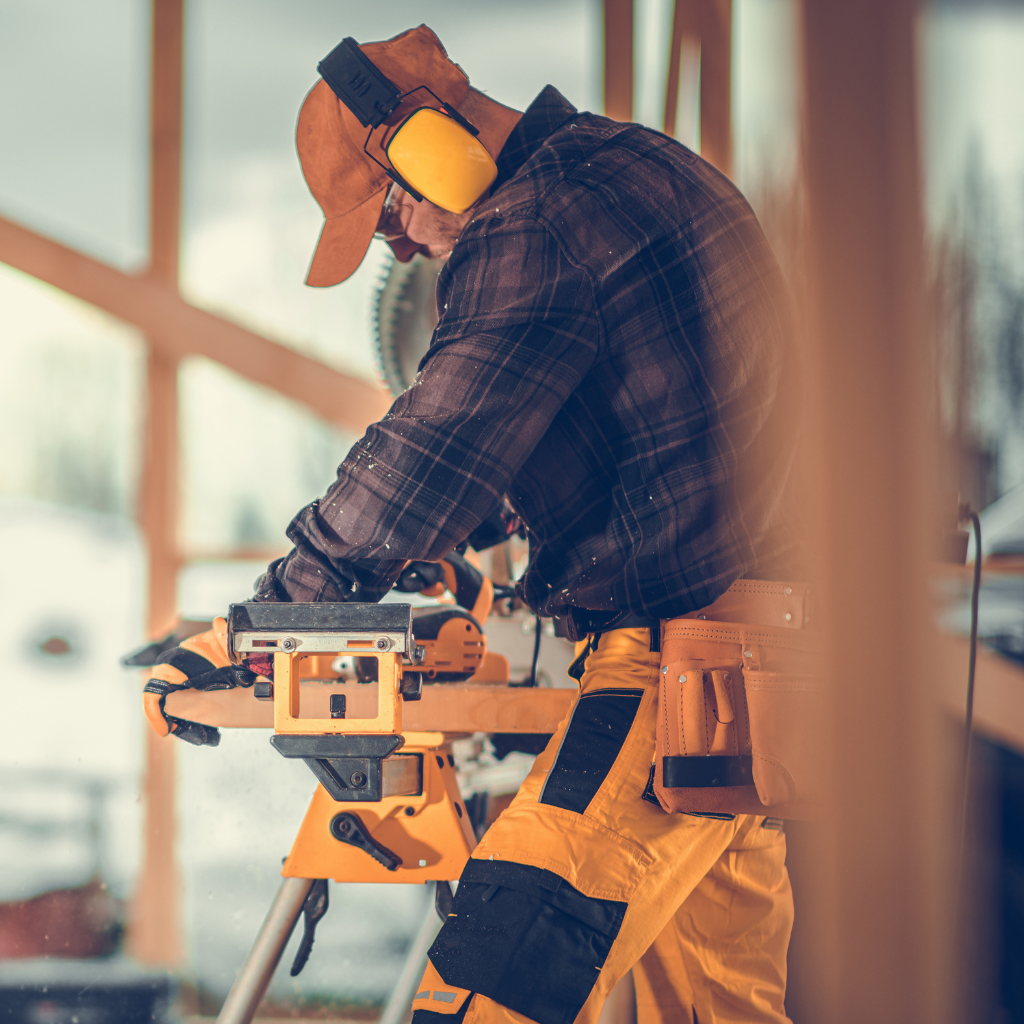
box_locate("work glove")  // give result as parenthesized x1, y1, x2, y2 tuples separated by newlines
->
(394, 550, 494, 622)
(141, 617, 256, 747)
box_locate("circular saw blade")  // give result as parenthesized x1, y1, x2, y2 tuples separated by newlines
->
(372, 252, 444, 398)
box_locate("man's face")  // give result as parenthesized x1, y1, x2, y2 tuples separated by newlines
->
(375, 183, 474, 262)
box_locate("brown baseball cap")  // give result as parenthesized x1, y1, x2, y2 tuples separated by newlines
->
(297, 25, 470, 287)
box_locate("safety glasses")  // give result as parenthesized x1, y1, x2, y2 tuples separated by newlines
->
(374, 182, 410, 241)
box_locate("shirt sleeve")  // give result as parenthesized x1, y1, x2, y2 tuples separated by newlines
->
(254, 216, 600, 603)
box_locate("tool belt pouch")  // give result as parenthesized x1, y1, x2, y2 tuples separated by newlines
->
(653, 621, 825, 819)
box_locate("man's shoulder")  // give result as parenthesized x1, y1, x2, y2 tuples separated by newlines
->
(480, 117, 742, 272)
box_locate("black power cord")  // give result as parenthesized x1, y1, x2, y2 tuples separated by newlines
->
(507, 613, 544, 688)
(957, 507, 983, 887)
(962, 509, 983, 773)
(528, 614, 542, 687)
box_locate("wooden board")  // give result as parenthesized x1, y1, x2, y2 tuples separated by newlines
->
(165, 681, 576, 734)
(164, 638, 1024, 754)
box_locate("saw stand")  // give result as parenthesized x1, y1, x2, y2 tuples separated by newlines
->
(215, 602, 477, 1024)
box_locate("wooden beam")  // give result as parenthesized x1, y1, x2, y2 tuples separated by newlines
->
(798, 0, 951, 1020)
(698, 0, 732, 176)
(164, 621, 1024, 757)
(0, 215, 392, 433)
(165, 682, 576, 734)
(148, 0, 182, 287)
(663, 0, 699, 138)
(661, 1, 732, 172)
(604, 0, 634, 121)
(130, 0, 185, 971)
(132, 346, 183, 969)
(139, 354, 180, 637)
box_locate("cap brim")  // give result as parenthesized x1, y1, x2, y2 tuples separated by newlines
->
(305, 188, 386, 287)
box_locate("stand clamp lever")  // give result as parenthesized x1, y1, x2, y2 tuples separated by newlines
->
(435, 880, 454, 922)
(289, 878, 329, 977)
(330, 812, 402, 870)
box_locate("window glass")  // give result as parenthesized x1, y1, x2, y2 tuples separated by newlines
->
(0, 265, 146, 912)
(633, 0, 677, 132)
(733, 0, 799, 195)
(0, 0, 149, 269)
(0, 266, 145, 516)
(922, 4, 1024, 503)
(732, 0, 801, 287)
(178, 356, 358, 555)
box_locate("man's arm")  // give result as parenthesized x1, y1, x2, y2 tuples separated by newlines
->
(255, 219, 600, 603)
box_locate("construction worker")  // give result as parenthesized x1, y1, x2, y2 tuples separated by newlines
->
(143, 25, 807, 1024)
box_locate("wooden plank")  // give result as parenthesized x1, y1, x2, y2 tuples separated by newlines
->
(663, 0, 699, 138)
(661, 1, 731, 171)
(0, 215, 392, 433)
(138, 350, 181, 640)
(698, 0, 732, 176)
(797, 1, 950, 1021)
(148, 0, 182, 287)
(165, 683, 576, 735)
(129, 0, 185, 970)
(162, 637, 1024, 754)
(131, 349, 182, 968)
(604, 0, 634, 121)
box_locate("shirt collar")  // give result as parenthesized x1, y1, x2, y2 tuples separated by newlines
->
(493, 86, 579, 189)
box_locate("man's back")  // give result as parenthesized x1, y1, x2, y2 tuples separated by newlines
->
(410, 87, 798, 619)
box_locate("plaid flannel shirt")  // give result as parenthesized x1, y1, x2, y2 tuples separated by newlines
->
(255, 86, 799, 620)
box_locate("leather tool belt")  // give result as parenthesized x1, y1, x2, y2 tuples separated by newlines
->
(653, 579, 823, 819)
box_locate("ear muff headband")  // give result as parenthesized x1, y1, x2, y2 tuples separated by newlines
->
(317, 37, 496, 214)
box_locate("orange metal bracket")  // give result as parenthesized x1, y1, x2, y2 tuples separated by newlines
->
(283, 735, 476, 883)
(273, 650, 403, 735)
(271, 644, 475, 881)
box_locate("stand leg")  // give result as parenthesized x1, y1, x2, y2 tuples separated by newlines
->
(377, 895, 443, 1024)
(215, 876, 315, 1024)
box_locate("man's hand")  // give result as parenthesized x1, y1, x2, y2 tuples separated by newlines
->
(142, 617, 257, 747)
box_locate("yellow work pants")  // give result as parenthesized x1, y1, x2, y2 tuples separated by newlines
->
(412, 626, 793, 1024)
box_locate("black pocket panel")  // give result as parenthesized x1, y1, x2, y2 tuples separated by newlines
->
(540, 689, 643, 813)
(411, 1004, 470, 1024)
(428, 860, 627, 1024)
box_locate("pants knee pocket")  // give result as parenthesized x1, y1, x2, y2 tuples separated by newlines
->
(428, 860, 627, 1024)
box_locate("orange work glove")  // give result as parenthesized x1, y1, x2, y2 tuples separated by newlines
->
(394, 551, 494, 621)
(142, 617, 256, 747)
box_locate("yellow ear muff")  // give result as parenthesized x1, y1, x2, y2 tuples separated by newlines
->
(385, 108, 498, 214)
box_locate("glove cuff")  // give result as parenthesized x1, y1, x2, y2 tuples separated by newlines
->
(143, 678, 188, 697)
(165, 715, 221, 747)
